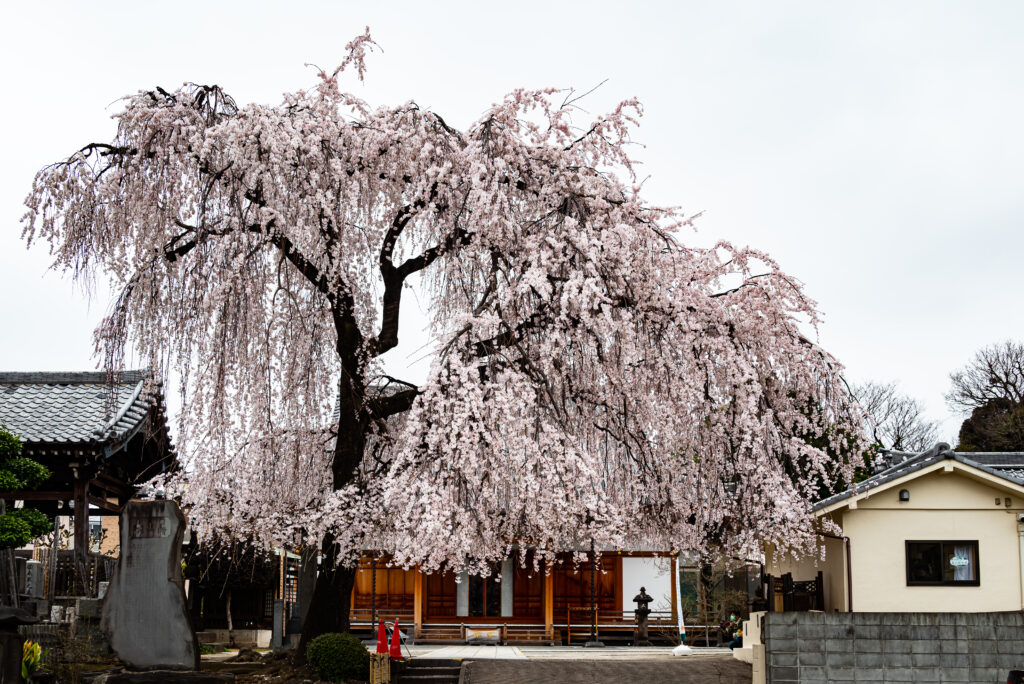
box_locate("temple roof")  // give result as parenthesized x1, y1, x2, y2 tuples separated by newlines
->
(0, 370, 158, 447)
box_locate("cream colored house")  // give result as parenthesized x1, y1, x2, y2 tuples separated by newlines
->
(766, 444, 1024, 613)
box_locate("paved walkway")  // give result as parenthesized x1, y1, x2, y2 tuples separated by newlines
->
(404, 644, 733, 660)
(460, 656, 752, 683)
(411, 645, 528, 659)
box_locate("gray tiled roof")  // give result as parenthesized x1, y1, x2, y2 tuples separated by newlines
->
(330, 378, 417, 424)
(969, 452, 1024, 483)
(814, 443, 1024, 511)
(0, 371, 157, 446)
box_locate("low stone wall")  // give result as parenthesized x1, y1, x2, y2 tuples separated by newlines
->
(196, 628, 272, 649)
(763, 611, 1024, 683)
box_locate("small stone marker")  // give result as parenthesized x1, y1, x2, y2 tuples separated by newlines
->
(24, 560, 44, 599)
(100, 500, 199, 670)
(271, 599, 283, 650)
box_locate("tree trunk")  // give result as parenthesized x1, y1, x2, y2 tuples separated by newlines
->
(0, 502, 17, 608)
(698, 560, 713, 645)
(226, 588, 235, 647)
(296, 534, 357, 660)
(298, 364, 366, 657)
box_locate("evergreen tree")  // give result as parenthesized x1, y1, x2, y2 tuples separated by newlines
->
(0, 425, 52, 549)
(956, 398, 1024, 452)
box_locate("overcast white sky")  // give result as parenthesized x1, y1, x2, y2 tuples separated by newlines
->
(2, 1, 1023, 443)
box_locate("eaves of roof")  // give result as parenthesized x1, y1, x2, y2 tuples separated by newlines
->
(0, 370, 161, 451)
(814, 443, 1024, 515)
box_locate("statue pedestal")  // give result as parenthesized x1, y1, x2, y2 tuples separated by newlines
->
(635, 615, 653, 646)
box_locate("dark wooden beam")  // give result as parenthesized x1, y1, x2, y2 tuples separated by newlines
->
(87, 495, 123, 513)
(73, 478, 89, 572)
(5, 491, 74, 501)
(91, 473, 133, 496)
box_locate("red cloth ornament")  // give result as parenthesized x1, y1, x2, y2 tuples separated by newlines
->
(389, 619, 402, 658)
(376, 619, 388, 654)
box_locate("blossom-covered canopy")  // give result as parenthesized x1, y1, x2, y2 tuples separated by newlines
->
(24, 31, 864, 573)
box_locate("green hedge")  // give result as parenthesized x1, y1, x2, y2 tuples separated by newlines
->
(306, 632, 369, 682)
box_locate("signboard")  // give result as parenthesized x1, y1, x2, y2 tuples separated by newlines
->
(465, 627, 502, 644)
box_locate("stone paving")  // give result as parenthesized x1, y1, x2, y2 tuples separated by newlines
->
(409, 645, 528, 660)
(201, 644, 751, 682)
(460, 655, 752, 683)
(399, 645, 752, 684)
(404, 644, 734, 660)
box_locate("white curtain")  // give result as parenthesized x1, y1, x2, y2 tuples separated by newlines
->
(952, 545, 974, 581)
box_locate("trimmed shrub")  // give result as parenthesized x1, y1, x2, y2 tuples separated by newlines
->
(0, 515, 31, 549)
(306, 632, 369, 682)
(0, 425, 52, 549)
(9, 508, 51, 538)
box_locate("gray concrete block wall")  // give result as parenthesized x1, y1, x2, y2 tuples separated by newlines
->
(763, 612, 1024, 684)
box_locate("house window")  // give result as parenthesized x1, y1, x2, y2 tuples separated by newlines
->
(905, 541, 979, 586)
(88, 516, 103, 552)
(264, 589, 274, 618)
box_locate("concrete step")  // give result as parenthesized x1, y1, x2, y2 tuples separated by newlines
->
(399, 672, 461, 684)
(399, 659, 463, 683)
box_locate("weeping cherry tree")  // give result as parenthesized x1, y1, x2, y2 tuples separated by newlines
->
(23, 31, 865, 645)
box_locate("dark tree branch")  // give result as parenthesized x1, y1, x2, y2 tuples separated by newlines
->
(368, 386, 420, 419)
(371, 215, 470, 357)
(375, 204, 424, 355)
(470, 306, 550, 358)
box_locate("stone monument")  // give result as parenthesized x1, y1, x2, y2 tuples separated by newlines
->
(100, 500, 199, 670)
(633, 586, 653, 646)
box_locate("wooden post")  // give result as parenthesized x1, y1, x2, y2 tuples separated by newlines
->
(543, 567, 553, 640)
(278, 550, 286, 637)
(73, 477, 89, 592)
(46, 517, 59, 600)
(584, 538, 604, 646)
(371, 554, 377, 627)
(413, 567, 423, 638)
(670, 554, 678, 623)
(589, 540, 597, 641)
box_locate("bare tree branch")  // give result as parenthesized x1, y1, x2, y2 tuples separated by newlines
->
(853, 381, 939, 452)
(946, 340, 1024, 411)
